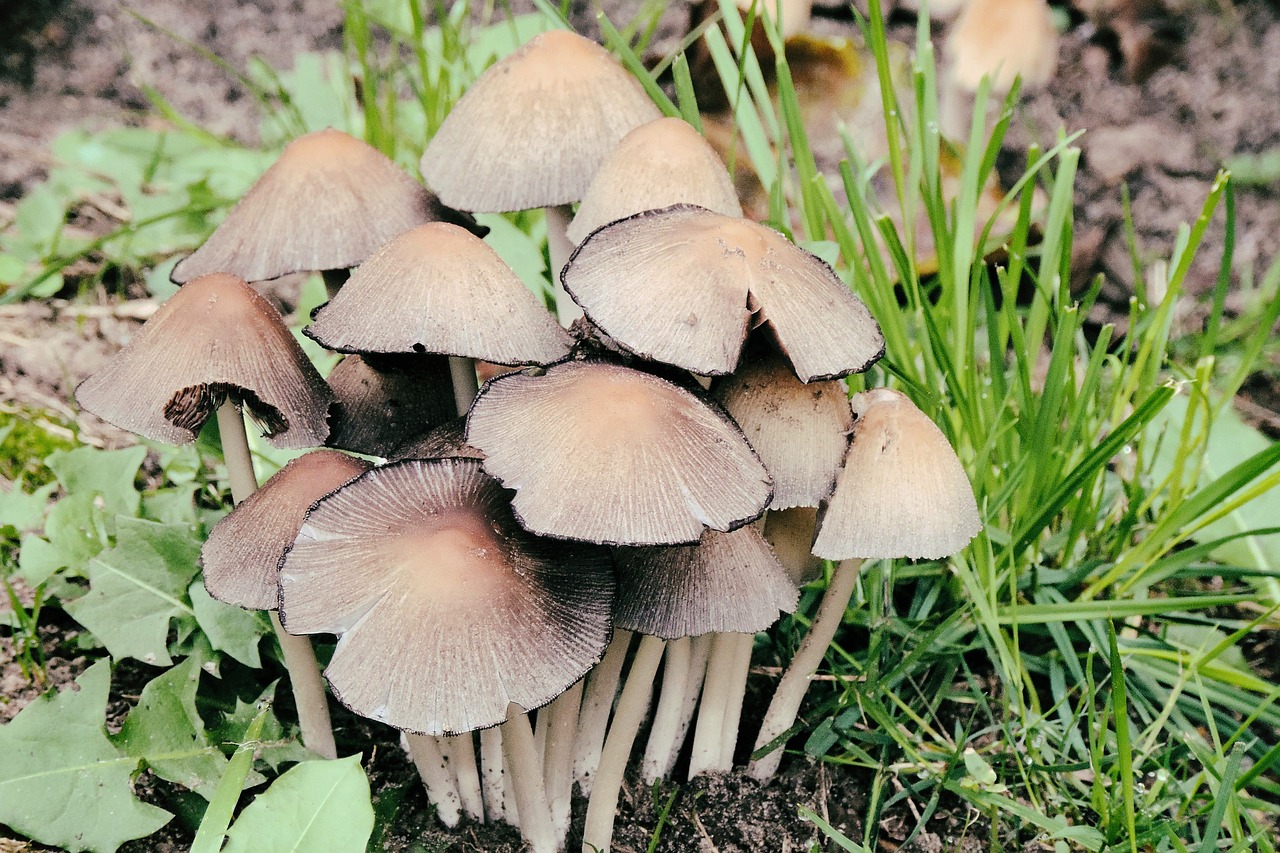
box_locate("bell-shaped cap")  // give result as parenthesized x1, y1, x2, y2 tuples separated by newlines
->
(562, 205, 884, 380)
(279, 458, 615, 735)
(325, 354, 456, 458)
(567, 117, 743, 245)
(202, 450, 372, 610)
(813, 388, 982, 560)
(614, 526, 797, 639)
(947, 0, 1058, 93)
(305, 223, 571, 365)
(172, 128, 483, 284)
(713, 347, 852, 509)
(420, 30, 662, 212)
(466, 360, 773, 546)
(75, 273, 334, 448)
(394, 418, 485, 462)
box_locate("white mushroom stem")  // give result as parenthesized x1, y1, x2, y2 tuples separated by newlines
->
(687, 631, 741, 778)
(718, 631, 756, 769)
(443, 733, 485, 823)
(748, 557, 864, 782)
(448, 356, 480, 417)
(581, 634, 665, 853)
(641, 636, 692, 784)
(406, 732, 462, 828)
(216, 401, 337, 761)
(545, 204, 582, 327)
(542, 681, 584, 847)
(574, 629, 634, 795)
(480, 727, 510, 826)
(664, 633, 713, 779)
(502, 709, 557, 853)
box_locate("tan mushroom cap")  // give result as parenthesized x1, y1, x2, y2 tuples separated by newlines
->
(325, 354, 455, 458)
(566, 117, 743, 245)
(305, 222, 572, 365)
(279, 458, 614, 735)
(713, 348, 852, 509)
(420, 30, 663, 212)
(947, 0, 1059, 93)
(813, 388, 982, 560)
(172, 128, 481, 284)
(75, 272, 334, 448)
(202, 450, 372, 610)
(614, 526, 797, 639)
(465, 360, 773, 546)
(562, 205, 884, 380)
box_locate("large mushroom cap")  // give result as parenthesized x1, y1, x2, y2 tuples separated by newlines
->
(562, 205, 884, 380)
(305, 222, 572, 365)
(420, 30, 662, 212)
(75, 272, 334, 448)
(279, 458, 614, 735)
(813, 388, 982, 560)
(202, 450, 372, 610)
(948, 0, 1058, 92)
(465, 360, 773, 546)
(325, 354, 456, 458)
(172, 128, 482, 284)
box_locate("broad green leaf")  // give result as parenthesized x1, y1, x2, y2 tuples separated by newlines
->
(208, 682, 311, 771)
(192, 701, 272, 853)
(46, 445, 147, 517)
(189, 580, 268, 669)
(0, 481, 55, 534)
(42, 489, 112, 577)
(223, 754, 374, 853)
(64, 517, 202, 666)
(17, 534, 66, 587)
(0, 660, 171, 852)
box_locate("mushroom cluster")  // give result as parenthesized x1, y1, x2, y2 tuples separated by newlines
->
(76, 23, 981, 853)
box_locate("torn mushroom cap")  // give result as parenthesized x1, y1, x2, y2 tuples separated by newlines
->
(713, 346, 852, 510)
(278, 457, 615, 736)
(202, 450, 372, 610)
(420, 30, 662, 212)
(75, 272, 334, 448)
(562, 205, 885, 380)
(566, 117, 743, 245)
(465, 360, 773, 546)
(305, 222, 572, 366)
(813, 388, 982, 560)
(614, 526, 797, 639)
(325, 354, 456, 458)
(171, 128, 483, 284)
(947, 0, 1059, 93)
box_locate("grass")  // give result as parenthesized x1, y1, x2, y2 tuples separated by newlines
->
(0, 0, 1278, 850)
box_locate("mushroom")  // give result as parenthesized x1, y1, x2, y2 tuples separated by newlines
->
(325, 354, 456, 458)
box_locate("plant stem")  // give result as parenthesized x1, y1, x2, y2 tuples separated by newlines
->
(501, 709, 557, 853)
(748, 557, 863, 782)
(542, 680, 584, 847)
(546, 204, 582, 326)
(641, 636, 691, 784)
(448, 355, 479, 417)
(406, 732, 463, 828)
(573, 629, 634, 795)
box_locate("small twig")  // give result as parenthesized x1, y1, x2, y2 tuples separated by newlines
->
(691, 810, 720, 853)
(750, 664, 865, 683)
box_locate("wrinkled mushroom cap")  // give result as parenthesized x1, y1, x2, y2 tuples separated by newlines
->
(75, 272, 334, 448)
(813, 388, 982, 560)
(325, 354, 456, 458)
(948, 0, 1058, 92)
(420, 30, 662, 212)
(279, 458, 614, 735)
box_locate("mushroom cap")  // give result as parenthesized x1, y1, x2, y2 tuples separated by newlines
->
(813, 388, 982, 560)
(614, 526, 797, 639)
(762, 505, 823, 585)
(279, 458, 615, 735)
(325, 354, 456, 458)
(420, 30, 663, 212)
(465, 360, 773, 546)
(305, 222, 572, 365)
(713, 348, 852, 509)
(566, 117, 743, 245)
(172, 128, 482, 284)
(948, 0, 1058, 92)
(393, 418, 485, 462)
(202, 450, 372, 610)
(562, 205, 884, 380)
(75, 272, 334, 448)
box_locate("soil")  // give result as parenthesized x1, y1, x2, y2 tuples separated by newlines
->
(2, 0, 1279, 851)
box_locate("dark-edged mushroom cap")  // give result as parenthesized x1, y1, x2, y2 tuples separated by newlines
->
(393, 418, 485, 462)
(325, 354, 456, 458)
(420, 30, 662, 212)
(562, 205, 884, 380)
(75, 272, 334, 448)
(465, 360, 772, 546)
(278, 458, 615, 735)
(813, 388, 982, 560)
(566, 117, 743, 245)
(614, 526, 797, 639)
(713, 347, 852, 509)
(172, 128, 482, 284)
(202, 450, 372, 610)
(305, 223, 571, 365)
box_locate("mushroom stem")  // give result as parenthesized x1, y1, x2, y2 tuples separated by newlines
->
(480, 727, 509, 825)
(542, 681, 583, 846)
(573, 629, 634, 795)
(321, 268, 349, 300)
(546, 204, 582, 327)
(666, 633, 713, 779)
(443, 733, 485, 823)
(448, 356, 480, 417)
(406, 732, 463, 828)
(581, 634, 665, 853)
(215, 401, 337, 760)
(748, 557, 863, 782)
(640, 636, 691, 784)
(501, 709, 557, 853)
(718, 631, 755, 768)
(687, 631, 740, 778)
